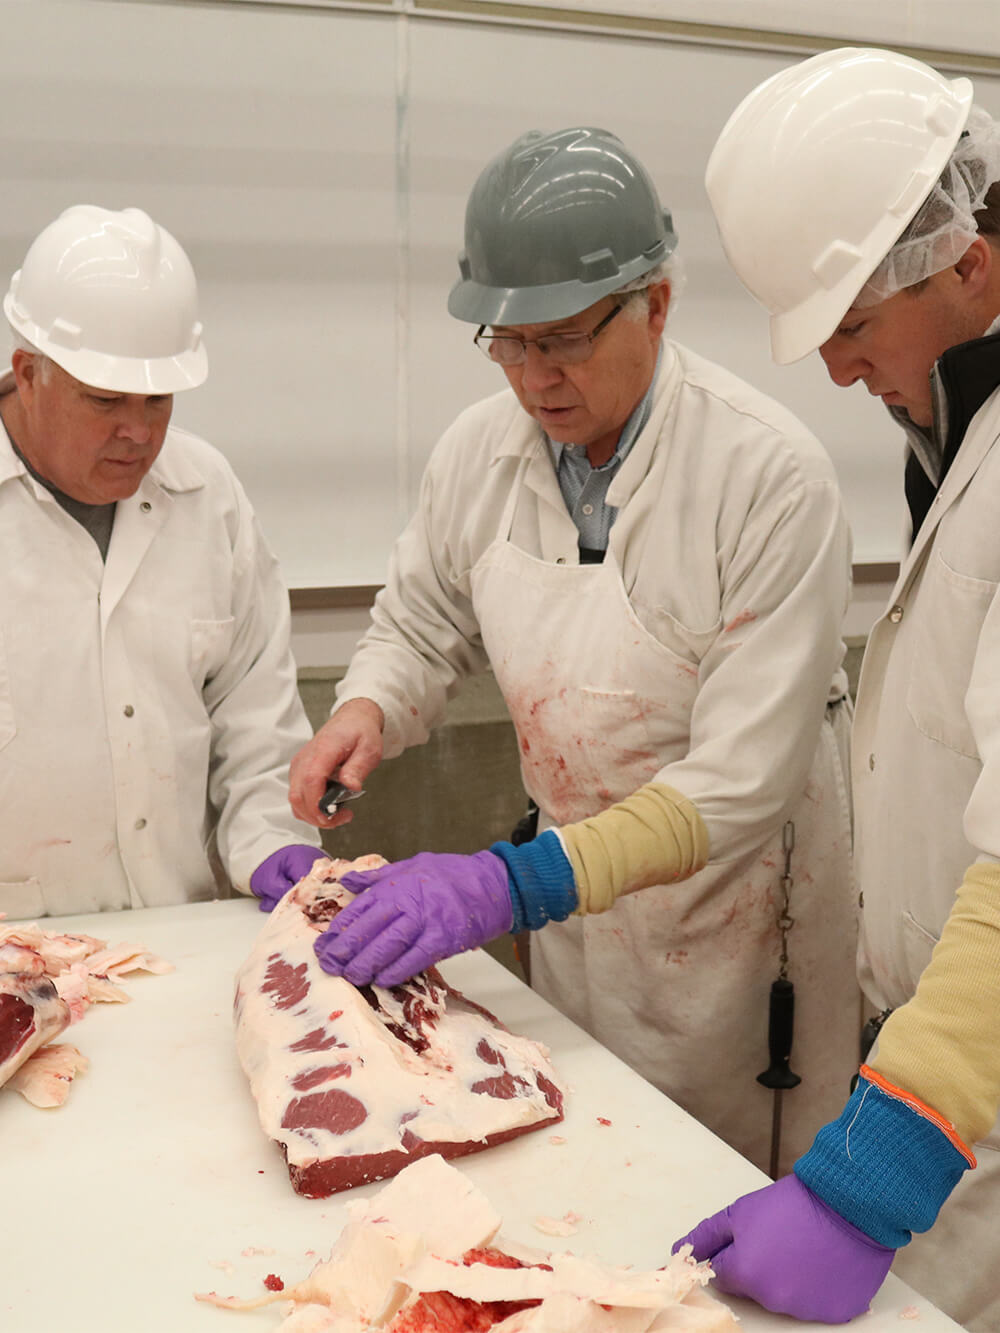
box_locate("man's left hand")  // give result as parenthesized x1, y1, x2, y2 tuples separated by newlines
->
(251, 845, 330, 912)
(313, 851, 514, 987)
(673, 1174, 895, 1324)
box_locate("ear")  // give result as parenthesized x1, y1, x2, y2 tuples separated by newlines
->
(646, 280, 671, 339)
(10, 348, 38, 403)
(954, 236, 992, 295)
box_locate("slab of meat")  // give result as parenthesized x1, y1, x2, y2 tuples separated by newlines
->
(0, 920, 173, 1106)
(0, 967, 71, 1091)
(234, 857, 566, 1197)
(196, 1154, 741, 1331)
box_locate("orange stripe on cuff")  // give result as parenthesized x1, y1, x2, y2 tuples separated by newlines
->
(861, 1064, 977, 1168)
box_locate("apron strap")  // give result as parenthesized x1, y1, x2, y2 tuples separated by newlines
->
(497, 454, 533, 543)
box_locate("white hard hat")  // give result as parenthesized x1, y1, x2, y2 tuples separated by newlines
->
(4, 205, 207, 393)
(705, 48, 973, 364)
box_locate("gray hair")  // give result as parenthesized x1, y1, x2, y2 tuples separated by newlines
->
(8, 328, 54, 381)
(614, 251, 686, 326)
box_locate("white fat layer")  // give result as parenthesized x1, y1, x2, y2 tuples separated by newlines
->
(197, 1157, 739, 1333)
(234, 860, 565, 1171)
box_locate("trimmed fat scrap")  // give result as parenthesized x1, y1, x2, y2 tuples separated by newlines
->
(234, 856, 566, 1197)
(195, 1154, 741, 1331)
(0, 918, 173, 1108)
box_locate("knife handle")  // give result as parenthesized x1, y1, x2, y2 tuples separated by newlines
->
(756, 977, 802, 1091)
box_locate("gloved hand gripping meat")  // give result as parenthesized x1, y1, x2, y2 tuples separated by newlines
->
(312, 832, 578, 987)
(251, 844, 330, 912)
(674, 1066, 973, 1323)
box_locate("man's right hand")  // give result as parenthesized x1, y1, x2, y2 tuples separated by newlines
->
(289, 698, 385, 828)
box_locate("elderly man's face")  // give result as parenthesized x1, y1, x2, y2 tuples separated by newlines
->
(496, 284, 669, 464)
(9, 351, 172, 504)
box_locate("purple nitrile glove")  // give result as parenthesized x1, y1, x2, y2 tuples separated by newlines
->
(251, 845, 330, 913)
(673, 1173, 895, 1324)
(313, 850, 514, 987)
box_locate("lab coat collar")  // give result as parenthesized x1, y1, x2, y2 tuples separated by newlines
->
(895, 329, 1000, 593)
(889, 315, 1000, 539)
(145, 430, 206, 495)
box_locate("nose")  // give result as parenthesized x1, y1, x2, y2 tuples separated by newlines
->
(519, 343, 564, 393)
(114, 401, 155, 445)
(818, 337, 870, 388)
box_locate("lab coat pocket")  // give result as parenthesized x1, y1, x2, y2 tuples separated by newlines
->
(189, 617, 236, 687)
(907, 553, 996, 759)
(0, 628, 16, 752)
(0, 878, 44, 921)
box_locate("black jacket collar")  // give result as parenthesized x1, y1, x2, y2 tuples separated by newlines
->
(899, 328, 1000, 539)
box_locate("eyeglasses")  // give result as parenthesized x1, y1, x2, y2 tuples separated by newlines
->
(474, 302, 624, 367)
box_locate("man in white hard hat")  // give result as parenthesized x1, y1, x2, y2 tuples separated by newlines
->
(287, 127, 861, 1179)
(0, 205, 326, 920)
(675, 48, 1000, 1331)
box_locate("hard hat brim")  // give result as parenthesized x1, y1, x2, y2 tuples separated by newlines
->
(447, 274, 636, 327)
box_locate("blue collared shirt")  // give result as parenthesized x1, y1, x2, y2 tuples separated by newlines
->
(547, 348, 661, 553)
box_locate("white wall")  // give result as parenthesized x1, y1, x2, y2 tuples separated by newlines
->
(3, 0, 995, 592)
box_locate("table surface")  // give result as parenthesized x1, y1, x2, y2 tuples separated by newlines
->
(3, 898, 961, 1331)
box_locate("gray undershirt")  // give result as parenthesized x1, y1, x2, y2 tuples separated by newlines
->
(10, 436, 115, 559)
(547, 347, 661, 551)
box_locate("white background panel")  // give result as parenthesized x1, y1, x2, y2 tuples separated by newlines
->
(0, 0, 400, 587)
(3, 0, 998, 583)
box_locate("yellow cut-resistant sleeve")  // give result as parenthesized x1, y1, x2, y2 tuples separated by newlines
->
(558, 781, 709, 915)
(871, 860, 1000, 1148)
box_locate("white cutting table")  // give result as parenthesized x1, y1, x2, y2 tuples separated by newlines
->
(3, 898, 960, 1332)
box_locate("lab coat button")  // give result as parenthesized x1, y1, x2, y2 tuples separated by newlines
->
(858, 891, 864, 908)
(123, 704, 135, 717)
(868, 753, 875, 771)
(556, 556, 566, 565)
(134, 817, 147, 830)
(888, 605, 904, 624)
(140, 501, 152, 513)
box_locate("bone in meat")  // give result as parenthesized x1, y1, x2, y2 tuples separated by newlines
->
(234, 856, 566, 1197)
(0, 968, 71, 1091)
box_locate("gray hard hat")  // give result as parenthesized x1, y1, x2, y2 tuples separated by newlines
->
(448, 126, 677, 326)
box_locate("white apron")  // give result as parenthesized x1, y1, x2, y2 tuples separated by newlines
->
(470, 461, 859, 1177)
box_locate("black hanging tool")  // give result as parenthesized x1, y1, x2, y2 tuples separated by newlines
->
(757, 820, 801, 1179)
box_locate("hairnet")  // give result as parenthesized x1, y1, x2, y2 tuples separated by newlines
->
(854, 105, 1000, 308)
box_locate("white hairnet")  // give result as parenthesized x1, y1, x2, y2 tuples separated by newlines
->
(855, 105, 1000, 308)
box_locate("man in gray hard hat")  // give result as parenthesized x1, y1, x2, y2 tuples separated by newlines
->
(290, 127, 859, 1177)
(0, 204, 326, 920)
(674, 47, 1000, 1331)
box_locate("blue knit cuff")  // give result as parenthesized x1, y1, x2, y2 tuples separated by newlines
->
(490, 831, 578, 933)
(795, 1073, 972, 1248)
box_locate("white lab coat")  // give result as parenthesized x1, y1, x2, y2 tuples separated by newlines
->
(0, 384, 319, 919)
(854, 379, 1000, 1332)
(337, 341, 861, 1174)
